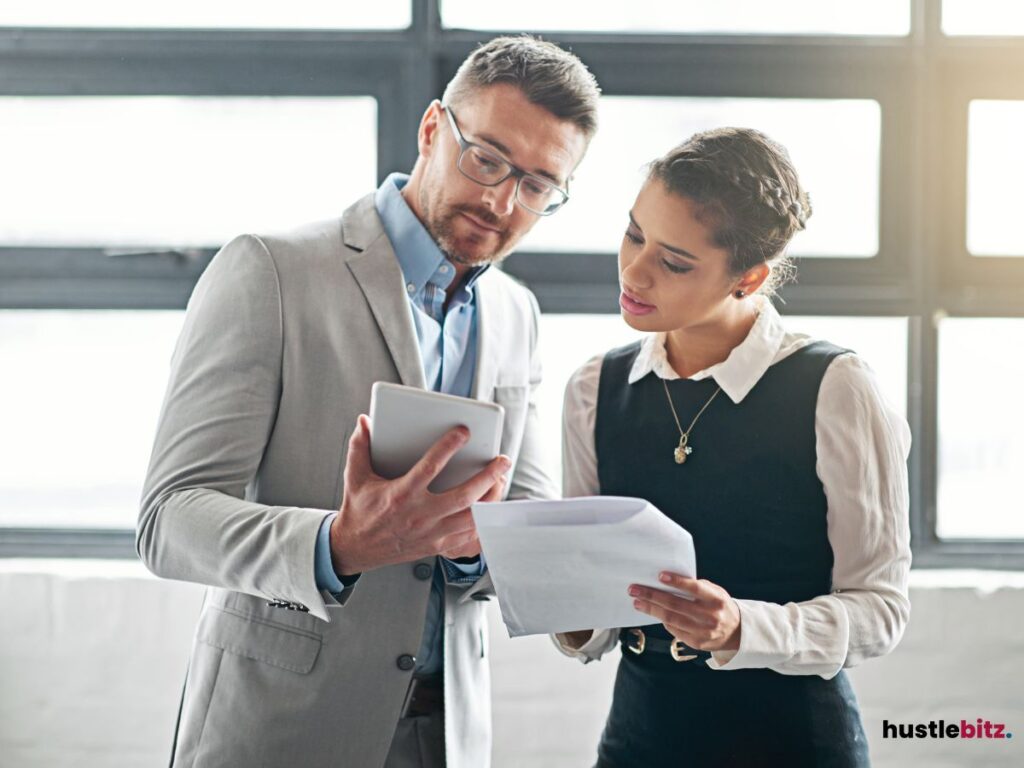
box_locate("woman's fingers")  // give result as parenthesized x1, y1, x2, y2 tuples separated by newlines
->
(630, 577, 743, 652)
(631, 598, 708, 635)
(656, 572, 727, 608)
(631, 597, 711, 631)
(629, 586, 714, 626)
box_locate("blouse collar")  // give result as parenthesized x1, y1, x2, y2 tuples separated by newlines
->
(627, 296, 789, 404)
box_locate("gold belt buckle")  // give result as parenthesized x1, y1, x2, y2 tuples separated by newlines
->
(670, 639, 698, 663)
(627, 628, 646, 655)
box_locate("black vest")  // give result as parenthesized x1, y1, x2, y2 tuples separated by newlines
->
(596, 340, 849, 607)
(592, 340, 870, 768)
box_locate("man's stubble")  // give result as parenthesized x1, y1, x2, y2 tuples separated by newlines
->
(418, 179, 519, 268)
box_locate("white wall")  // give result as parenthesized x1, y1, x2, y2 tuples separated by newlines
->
(1, 562, 1022, 768)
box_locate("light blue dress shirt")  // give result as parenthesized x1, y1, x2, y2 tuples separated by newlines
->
(314, 173, 488, 676)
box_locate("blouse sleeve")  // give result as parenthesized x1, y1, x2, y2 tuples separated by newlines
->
(550, 353, 620, 663)
(707, 353, 912, 678)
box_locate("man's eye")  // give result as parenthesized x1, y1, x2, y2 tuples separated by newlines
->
(473, 152, 500, 170)
(522, 179, 550, 196)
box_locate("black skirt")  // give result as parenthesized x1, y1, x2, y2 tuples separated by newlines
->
(595, 644, 870, 768)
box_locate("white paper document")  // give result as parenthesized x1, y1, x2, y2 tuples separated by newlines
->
(471, 496, 697, 637)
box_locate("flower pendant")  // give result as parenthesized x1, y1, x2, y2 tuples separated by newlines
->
(674, 436, 693, 465)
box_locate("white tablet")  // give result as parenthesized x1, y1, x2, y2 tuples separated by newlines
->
(369, 381, 505, 493)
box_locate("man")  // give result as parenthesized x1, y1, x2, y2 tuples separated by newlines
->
(138, 35, 600, 768)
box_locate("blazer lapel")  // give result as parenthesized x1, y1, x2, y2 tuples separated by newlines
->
(471, 274, 500, 402)
(342, 195, 426, 390)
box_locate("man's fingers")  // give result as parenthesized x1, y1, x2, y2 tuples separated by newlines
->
(404, 425, 471, 488)
(442, 455, 511, 509)
(440, 530, 481, 559)
(481, 476, 507, 503)
(343, 415, 373, 485)
(433, 508, 477, 544)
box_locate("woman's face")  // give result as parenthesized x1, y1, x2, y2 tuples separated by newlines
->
(618, 179, 750, 334)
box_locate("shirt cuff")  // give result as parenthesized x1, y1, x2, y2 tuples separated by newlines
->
(551, 629, 617, 663)
(707, 648, 740, 667)
(440, 552, 486, 584)
(314, 513, 346, 595)
(705, 600, 771, 670)
(704, 599, 801, 672)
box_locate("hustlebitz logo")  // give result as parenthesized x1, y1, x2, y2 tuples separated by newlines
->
(883, 719, 1013, 740)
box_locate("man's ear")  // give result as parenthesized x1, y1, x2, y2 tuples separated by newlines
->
(417, 100, 444, 159)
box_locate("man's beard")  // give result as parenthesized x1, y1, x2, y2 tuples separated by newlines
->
(420, 187, 515, 267)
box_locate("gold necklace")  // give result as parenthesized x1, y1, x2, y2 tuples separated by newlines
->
(661, 379, 723, 464)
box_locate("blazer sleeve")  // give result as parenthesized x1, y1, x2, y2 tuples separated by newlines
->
(137, 234, 337, 621)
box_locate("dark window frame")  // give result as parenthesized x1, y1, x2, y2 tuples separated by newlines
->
(2, 0, 1023, 568)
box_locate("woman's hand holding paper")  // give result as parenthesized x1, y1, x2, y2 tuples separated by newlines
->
(628, 573, 742, 652)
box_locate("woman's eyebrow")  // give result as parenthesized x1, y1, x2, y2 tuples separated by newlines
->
(628, 211, 700, 261)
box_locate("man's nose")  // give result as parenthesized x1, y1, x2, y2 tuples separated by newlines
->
(481, 176, 517, 217)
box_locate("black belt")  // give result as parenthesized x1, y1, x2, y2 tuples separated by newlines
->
(619, 628, 713, 663)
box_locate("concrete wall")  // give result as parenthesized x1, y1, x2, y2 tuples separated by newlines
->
(1, 562, 1021, 768)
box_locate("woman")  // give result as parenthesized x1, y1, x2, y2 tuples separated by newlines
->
(553, 128, 911, 767)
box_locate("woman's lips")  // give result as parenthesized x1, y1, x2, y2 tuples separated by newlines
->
(620, 290, 656, 316)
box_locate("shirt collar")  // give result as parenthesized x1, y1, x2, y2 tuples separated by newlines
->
(374, 172, 488, 298)
(627, 295, 788, 404)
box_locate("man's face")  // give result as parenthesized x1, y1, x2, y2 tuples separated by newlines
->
(412, 83, 588, 267)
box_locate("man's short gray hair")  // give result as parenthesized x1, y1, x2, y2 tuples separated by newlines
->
(442, 35, 601, 140)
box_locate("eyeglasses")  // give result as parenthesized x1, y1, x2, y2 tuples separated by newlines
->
(442, 106, 570, 216)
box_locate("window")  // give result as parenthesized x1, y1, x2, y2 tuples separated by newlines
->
(0, 1, 411, 29)
(937, 318, 1024, 539)
(943, 0, 1024, 36)
(443, 0, 910, 36)
(967, 100, 1024, 257)
(3, 0, 1023, 567)
(522, 97, 881, 258)
(0, 311, 185, 529)
(0, 97, 377, 249)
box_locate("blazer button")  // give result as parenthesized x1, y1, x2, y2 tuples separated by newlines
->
(396, 654, 416, 671)
(413, 563, 433, 581)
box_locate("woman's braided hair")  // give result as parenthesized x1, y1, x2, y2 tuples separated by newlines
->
(648, 127, 811, 296)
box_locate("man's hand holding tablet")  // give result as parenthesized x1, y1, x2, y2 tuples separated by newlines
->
(329, 383, 509, 576)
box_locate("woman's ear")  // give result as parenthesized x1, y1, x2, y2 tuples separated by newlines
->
(733, 263, 770, 298)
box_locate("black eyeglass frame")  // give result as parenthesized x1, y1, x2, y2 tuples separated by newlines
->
(442, 105, 571, 216)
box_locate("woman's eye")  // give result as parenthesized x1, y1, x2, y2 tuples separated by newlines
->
(624, 230, 643, 245)
(662, 259, 692, 275)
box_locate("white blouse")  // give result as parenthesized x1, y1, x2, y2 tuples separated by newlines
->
(552, 297, 912, 679)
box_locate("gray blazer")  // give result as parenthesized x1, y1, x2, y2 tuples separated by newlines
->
(138, 193, 558, 768)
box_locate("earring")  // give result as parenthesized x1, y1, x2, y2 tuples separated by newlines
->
(734, 289, 746, 299)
